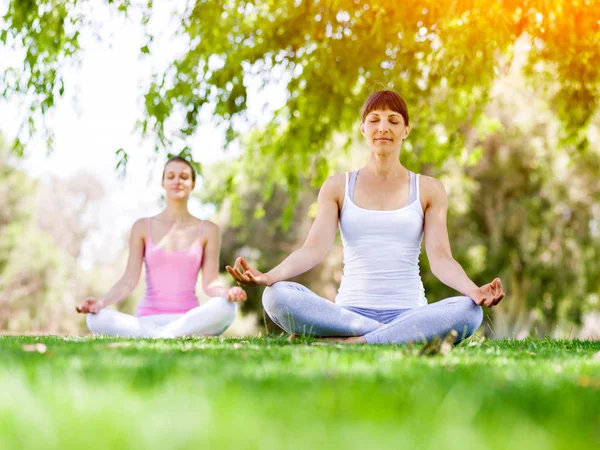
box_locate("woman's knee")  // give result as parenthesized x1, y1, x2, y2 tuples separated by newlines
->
(456, 296, 483, 335)
(210, 296, 237, 319)
(262, 282, 289, 315)
(86, 309, 108, 334)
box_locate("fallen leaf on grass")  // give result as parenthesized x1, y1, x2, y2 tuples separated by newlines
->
(21, 343, 47, 353)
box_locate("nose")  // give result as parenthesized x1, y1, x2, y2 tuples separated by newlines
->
(378, 120, 389, 133)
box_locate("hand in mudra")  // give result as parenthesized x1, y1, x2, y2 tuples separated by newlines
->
(227, 286, 247, 303)
(76, 297, 104, 314)
(226, 257, 271, 287)
(471, 278, 505, 307)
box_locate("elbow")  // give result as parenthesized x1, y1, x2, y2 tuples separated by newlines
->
(301, 244, 327, 266)
(429, 255, 455, 278)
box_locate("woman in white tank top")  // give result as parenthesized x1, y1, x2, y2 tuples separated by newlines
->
(228, 90, 505, 344)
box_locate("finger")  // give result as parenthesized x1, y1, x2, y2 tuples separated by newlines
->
(493, 292, 505, 305)
(471, 295, 484, 306)
(491, 279, 499, 295)
(493, 278, 502, 292)
(483, 296, 494, 307)
(239, 258, 252, 272)
(225, 265, 238, 279)
(233, 257, 244, 274)
(226, 266, 244, 283)
(245, 271, 260, 284)
(235, 275, 251, 287)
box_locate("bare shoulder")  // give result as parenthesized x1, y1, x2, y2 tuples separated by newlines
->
(127, 218, 148, 246)
(319, 172, 346, 204)
(131, 218, 148, 235)
(419, 175, 448, 209)
(200, 219, 220, 238)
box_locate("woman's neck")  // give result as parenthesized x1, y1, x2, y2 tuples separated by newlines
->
(159, 200, 193, 222)
(365, 151, 406, 179)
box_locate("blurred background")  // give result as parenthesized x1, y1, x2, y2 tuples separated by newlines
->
(1, 0, 599, 338)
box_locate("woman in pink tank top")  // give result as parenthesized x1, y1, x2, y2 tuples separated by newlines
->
(76, 156, 246, 337)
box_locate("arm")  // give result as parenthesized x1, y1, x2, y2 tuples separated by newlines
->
(201, 221, 246, 302)
(227, 174, 343, 286)
(422, 177, 504, 307)
(76, 218, 146, 313)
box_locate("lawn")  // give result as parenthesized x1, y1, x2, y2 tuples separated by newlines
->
(0, 336, 598, 450)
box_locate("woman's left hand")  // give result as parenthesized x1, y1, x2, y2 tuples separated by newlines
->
(470, 278, 505, 307)
(227, 286, 247, 303)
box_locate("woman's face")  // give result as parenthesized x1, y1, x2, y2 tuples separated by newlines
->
(360, 109, 410, 154)
(161, 161, 195, 200)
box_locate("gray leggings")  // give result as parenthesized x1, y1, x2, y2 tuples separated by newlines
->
(262, 282, 483, 344)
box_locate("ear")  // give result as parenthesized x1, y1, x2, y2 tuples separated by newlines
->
(404, 125, 411, 139)
(360, 121, 366, 137)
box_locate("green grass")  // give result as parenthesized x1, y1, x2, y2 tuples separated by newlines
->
(0, 336, 599, 450)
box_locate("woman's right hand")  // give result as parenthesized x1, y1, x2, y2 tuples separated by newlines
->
(226, 257, 272, 287)
(76, 297, 105, 314)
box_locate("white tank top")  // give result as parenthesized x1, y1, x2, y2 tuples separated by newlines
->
(335, 170, 427, 310)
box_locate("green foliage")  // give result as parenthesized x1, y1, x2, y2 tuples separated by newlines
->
(419, 62, 600, 336)
(0, 336, 599, 449)
(3, 1, 600, 201)
(1, 0, 82, 152)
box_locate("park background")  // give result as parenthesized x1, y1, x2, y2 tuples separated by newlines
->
(1, 0, 599, 339)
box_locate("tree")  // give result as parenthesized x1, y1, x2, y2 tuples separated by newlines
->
(0, 134, 113, 333)
(0, 138, 71, 332)
(2, 1, 600, 206)
(419, 50, 600, 337)
(201, 42, 600, 336)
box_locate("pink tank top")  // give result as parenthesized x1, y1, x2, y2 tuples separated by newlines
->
(136, 218, 204, 316)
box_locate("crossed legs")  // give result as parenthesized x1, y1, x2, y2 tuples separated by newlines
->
(262, 282, 483, 344)
(86, 297, 237, 338)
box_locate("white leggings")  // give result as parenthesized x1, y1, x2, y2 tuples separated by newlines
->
(86, 297, 237, 338)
